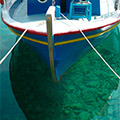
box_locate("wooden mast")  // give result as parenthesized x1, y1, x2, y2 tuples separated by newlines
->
(46, 6, 58, 83)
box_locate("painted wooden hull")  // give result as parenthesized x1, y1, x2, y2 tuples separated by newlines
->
(1, 0, 120, 82)
(4, 20, 120, 82)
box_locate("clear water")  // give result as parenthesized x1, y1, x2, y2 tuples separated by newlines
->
(0, 5, 26, 120)
(0, 5, 120, 120)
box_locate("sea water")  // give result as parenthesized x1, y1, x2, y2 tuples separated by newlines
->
(0, 5, 26, 120)
(0, 5, 120, 120)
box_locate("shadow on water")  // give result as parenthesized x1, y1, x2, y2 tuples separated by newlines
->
(9, 26, 120, 120)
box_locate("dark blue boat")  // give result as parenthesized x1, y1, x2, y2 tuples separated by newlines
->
(1, 0, 120, 82)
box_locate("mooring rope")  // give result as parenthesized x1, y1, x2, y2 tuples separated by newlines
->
(0, 19, 47, 65)
(61, 13, 120, 80)
(0, 29, 28, 65)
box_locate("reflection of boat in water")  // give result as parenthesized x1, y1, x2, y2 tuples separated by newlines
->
(9, 35, 120, 120)
(1, 0, 120, 82)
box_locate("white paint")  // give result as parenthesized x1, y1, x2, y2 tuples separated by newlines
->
(1, 0, 120, 35)
(100, 0, 115, 15)
(38, 0, 47, 3)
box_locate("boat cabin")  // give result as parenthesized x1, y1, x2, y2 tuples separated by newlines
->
(28, 0, 116, 17)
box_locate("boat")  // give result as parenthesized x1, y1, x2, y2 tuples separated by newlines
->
(1, 0, 120, 82)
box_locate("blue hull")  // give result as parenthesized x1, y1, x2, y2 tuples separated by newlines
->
(8, 21, 119, 82)
(1, 0, 120, 82)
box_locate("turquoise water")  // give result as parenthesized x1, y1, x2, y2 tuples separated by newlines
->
(0, 5, 26, 120)
(0, 5, 120, 120)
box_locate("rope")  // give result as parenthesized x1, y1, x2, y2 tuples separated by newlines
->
(0, 18, 47, 65)
(61, 13, 120, 80)
(0, 29, 28, 65)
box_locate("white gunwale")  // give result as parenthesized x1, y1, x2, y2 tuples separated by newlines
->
(1, 0, 120, 35)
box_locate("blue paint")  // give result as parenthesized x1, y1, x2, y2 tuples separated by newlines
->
(27, 0, 100, 16)
(9, 21, 115, 81)
(55, 5, 61, 18)
(54, 30, 111, 78)
(65, 0, 71, 13)
(27, 0, 71, 15)
(69, 1, 92, 20)
(27, 0, 52, 15)
(90, 0, 100, 15)
(23, 39, 50, 67)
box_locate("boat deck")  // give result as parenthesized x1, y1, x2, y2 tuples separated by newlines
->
(2, 0, 120, 34)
